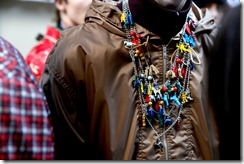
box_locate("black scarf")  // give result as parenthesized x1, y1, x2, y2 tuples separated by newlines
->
(117, 0, 192, 44)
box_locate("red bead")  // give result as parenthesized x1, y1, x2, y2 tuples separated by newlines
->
(144, 95, 150, 103)
(177, 120, 181, 130)
(173, 86, 177, 91)
(130, 31, 136, 37)
(138, 47, 142, 53)
(154, 102, 160, 111)
(176, 58, 182, 64)
(162, 86, 168, 92)
(136, 34, 141, 39)
(181, 67, 186, 77)
(132, 38, 140, 45)
(173, 66, 178, 77)
(186, 24, 191, 35)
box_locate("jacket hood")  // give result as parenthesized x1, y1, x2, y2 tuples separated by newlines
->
(85, 1, 125, 37)
(190, 2, 217, 35)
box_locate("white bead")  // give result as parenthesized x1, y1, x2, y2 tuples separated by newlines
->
(148, 76, 153, 80)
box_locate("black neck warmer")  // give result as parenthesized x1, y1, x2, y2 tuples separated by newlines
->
(117, 0, 192, 44)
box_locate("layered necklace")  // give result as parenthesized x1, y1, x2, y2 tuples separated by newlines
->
(121, 0, 201, 152)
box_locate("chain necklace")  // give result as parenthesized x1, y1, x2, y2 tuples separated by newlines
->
(121, 0, 201, 154)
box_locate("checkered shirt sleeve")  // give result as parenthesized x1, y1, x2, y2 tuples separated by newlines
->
(0, 36, 54, 159)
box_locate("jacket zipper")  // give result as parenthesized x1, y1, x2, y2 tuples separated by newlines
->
(162, 44, 169, 160)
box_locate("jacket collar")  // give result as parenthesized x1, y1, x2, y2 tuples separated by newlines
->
(84, 0, 217, 44)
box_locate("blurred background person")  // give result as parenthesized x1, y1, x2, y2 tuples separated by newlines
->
(208, 4, 240, 160)
(0, 35, 54, 160)
(226, 0, 241, 6)
(25, 0, 92, 81)
(193, 0, 231, 24)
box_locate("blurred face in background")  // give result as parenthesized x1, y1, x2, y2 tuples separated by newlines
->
(55, 0, 92, 27)
(154, 0, 187, 10)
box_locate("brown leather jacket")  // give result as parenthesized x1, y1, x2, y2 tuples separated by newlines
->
(41, 0, 219, 160)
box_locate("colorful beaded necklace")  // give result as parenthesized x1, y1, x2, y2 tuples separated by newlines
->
(121, 0, 201, 151)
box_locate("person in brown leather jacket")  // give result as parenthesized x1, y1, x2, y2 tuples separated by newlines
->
(40, 0, 220, 160)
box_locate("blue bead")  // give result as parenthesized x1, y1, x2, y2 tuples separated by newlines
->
(164, 117, 172, 124)
(128, 14, 134, 26)
(148, 108, 154, 118)
(158, 107, 164, 117)
(190, 60, 194, 70)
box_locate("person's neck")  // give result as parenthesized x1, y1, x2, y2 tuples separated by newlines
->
(117, 0, 192, 44)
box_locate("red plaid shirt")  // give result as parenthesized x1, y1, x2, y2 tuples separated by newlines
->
(0, 36, 54, 159)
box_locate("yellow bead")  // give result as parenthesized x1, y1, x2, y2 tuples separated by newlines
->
(142, 114, 146, 126)
(147, 83, 152, 95)
(140, 82, 144, 93)
(148, 101, 152, 106)
(160, 101, 164, 105)
(120, 13, 126, 23)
